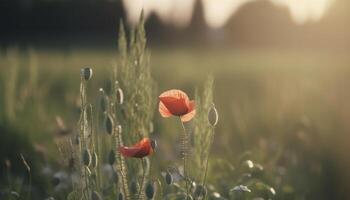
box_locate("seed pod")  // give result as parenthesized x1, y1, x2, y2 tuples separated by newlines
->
(193, 184, 207, 199)
(208, 104, 218, 126)
(145, 181, 155, 199)
(118, 192, 124, 200)
(108, 150, 115, 165)
(82, 149, 91, 166)
(231, 185, 251, 193)
(10, 191, 20, 199)
(165, 172, 173, 185)
(105, 115, 113, 135)
(116, 88, 124, 104)
(52, 176, 60, 186)
(130, 180, 138, 194)
(230, 185, 251, 200)
(91, 151, 98, 168)
(80, 67, 93, 81)
(91, 191, 102, 200)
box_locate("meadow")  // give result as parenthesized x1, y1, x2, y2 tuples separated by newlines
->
(1, 22, 350, 199)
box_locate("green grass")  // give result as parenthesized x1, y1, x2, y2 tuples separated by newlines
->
(0, 44, 349, 199)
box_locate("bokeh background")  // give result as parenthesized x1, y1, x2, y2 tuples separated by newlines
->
(1, 0, 350, 199)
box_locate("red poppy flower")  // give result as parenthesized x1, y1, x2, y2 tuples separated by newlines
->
(159, 89, 196, 122)
(119, 138, 157, 158)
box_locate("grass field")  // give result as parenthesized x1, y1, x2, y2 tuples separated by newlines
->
(1, 44, 350, 199)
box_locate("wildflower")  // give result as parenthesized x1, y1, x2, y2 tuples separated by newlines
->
(119, 138, 157, 158)
(159, 89, 196, 122)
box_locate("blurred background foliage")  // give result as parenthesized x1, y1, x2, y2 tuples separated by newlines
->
(1, 0, 350, 199)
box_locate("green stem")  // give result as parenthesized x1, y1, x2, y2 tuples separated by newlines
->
(202, 126, 215, 186)
(202, 126, 215, 200)
(180, 120, 190, 198)
(137, 158, 146, 200)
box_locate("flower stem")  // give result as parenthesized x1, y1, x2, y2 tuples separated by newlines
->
(180, 120, 190, 198)
(137, 158, 146, 200)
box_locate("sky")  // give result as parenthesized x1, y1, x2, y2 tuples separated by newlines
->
(123, 0, 335, 28)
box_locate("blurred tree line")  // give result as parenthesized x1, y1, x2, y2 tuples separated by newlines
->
(0, 0, 349, 49)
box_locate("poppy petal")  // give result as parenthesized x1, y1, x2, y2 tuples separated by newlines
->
(159, 89, 189, 101)
(159, 101, 172, 118)
(119, 146, 143, 157)
(180, 109, 196, 122)
(160, 97, 188, 116)
(188, 100, 195, 111)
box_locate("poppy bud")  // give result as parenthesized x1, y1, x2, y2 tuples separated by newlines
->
(243, 160, 254, 169)
(52, 176, 60, 186)
(82, 149, 91, 166)
(91, 151, 98, 168)
(193, 184, 207, 199)
(108, 150, 115, 165)
(165, 172, 173, 185)
(91, 191, 102, 200)
(230, 185, 251, 199)
(145, 181, 155, 199)
(99, 88, 107, 112)
(10, 191, 20, 199)
(105, 115, 113, 135)
(116, 88, 124, 105)
(255, 182, 276, 197)
(208, 104, 218, 127)
(80, 67, 93, 81)
(118, 192, 124, 200)
(130, 180, 138, 194)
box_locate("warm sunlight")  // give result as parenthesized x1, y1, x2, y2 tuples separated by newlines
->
(122, 0, 335, 28)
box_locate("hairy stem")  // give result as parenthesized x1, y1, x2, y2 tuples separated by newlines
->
(137, 158, 146, 200)
(180, 120, 190, 198)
